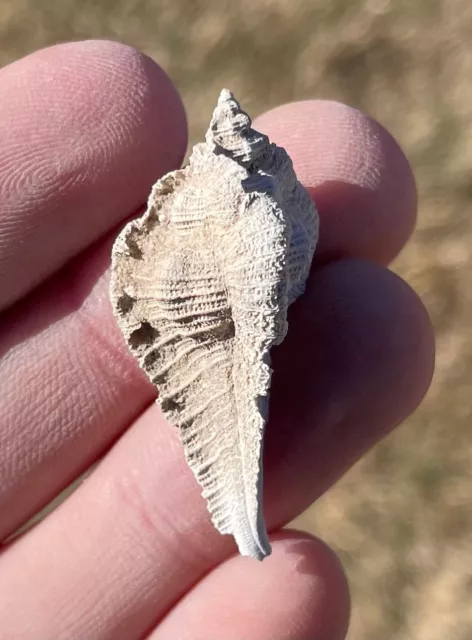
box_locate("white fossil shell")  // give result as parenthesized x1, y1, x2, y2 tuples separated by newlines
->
(110, 89, 319, 560)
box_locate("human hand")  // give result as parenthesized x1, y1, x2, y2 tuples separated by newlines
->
(0, 41, 434, 639)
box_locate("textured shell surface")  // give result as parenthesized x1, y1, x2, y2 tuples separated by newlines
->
(110, 89, 319, 561)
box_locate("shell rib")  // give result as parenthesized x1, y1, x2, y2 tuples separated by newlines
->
(110, 89, 319, 560)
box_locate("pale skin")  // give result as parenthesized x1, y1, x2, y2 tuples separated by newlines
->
(0, 40, 434, 639)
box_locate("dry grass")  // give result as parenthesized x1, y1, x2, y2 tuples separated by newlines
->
(2, 1, 472, 637)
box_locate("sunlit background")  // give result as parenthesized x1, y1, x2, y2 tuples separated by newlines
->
(2, 1, 472, 637)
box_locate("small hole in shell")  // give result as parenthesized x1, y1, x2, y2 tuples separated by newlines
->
(117, 292, 135, 314)
(125, 237, 143, 260)
(129, 322, 159, 348)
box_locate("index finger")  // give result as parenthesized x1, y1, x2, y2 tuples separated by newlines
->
(0, 40, 187, 311)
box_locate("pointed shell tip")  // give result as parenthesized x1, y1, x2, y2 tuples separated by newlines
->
(219, 88, 234, 103)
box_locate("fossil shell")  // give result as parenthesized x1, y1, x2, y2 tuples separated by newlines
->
(110, 89, 319, 560)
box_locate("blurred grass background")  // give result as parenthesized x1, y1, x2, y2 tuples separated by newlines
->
(2, 0, 472, 637)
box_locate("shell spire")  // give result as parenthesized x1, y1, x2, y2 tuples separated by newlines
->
(205, 89, 269, 164)
(110, 90, 319, 560)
